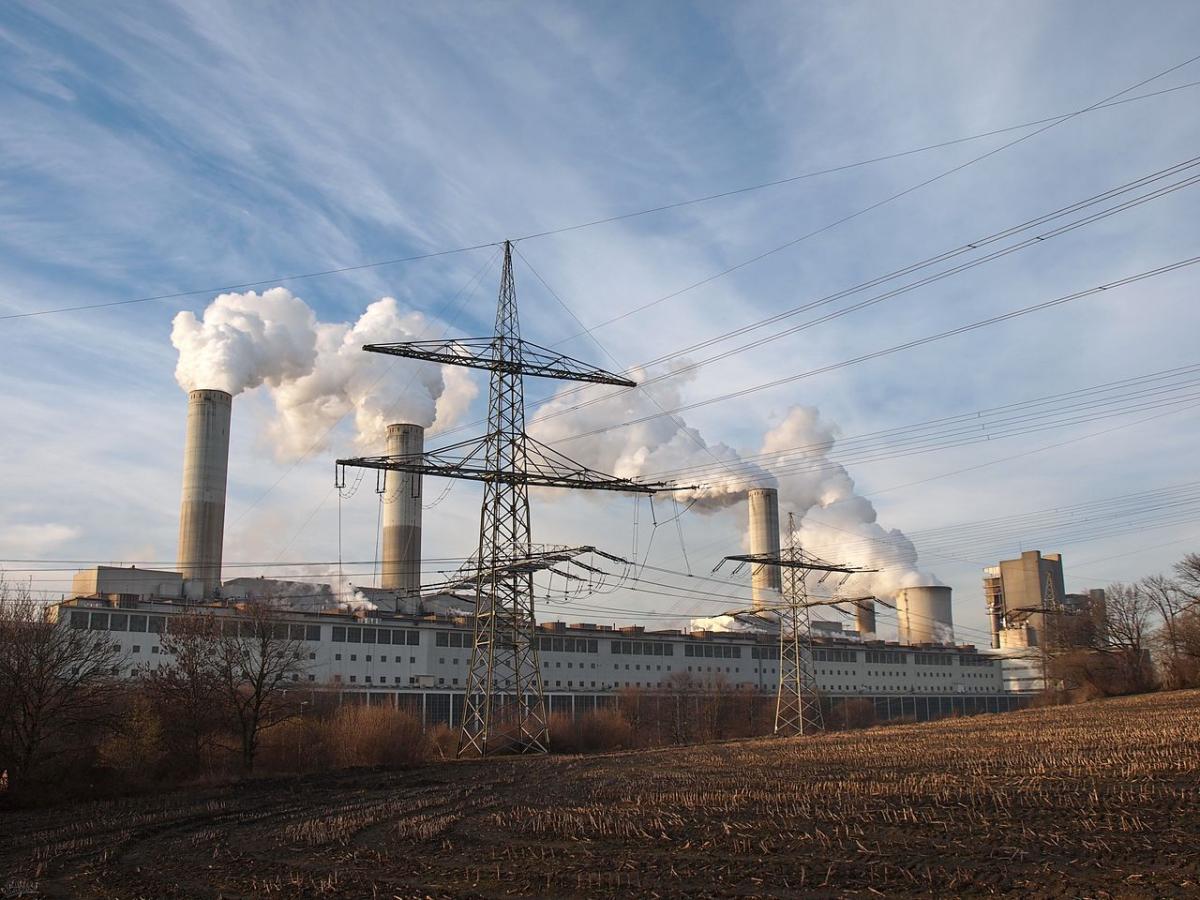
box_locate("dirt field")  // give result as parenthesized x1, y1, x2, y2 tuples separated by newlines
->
(2, 689, 1197, 898)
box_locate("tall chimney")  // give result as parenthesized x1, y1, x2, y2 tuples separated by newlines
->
(177, 389, 232, 599)
(856, 599, 877, 637)
(747, 487, 782, 610)
(380, 423, 423, 598)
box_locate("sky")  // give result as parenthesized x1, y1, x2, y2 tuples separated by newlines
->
(2, 1, 1199, 645)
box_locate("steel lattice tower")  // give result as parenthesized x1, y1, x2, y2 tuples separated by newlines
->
(775, 514, 824, 736)
(465, 244, 542, 754)
(719, 512, 874, 738)
(337, 241, 674, 756)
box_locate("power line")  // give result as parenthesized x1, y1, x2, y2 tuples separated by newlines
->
(552, 163, 1200, 418)
(434, 153, 1200, 443)
(632, 364, 1200, 483)
(509, 80, 1200, 243)
(554, 254, 1200, 442)
(548, 53, 1200, 342)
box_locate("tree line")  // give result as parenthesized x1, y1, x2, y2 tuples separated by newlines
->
(1047, 552, 1200, 698)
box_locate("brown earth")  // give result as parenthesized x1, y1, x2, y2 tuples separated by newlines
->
(2, 689, 1198, 898)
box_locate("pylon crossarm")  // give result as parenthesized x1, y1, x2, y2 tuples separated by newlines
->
(719, 550, 876, 574)
(433, 545, 621, 591)
(363, 337, 637, 386)
(338, 434, 681, 493)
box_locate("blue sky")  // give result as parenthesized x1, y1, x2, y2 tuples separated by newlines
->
(2, 1, 1199, 643)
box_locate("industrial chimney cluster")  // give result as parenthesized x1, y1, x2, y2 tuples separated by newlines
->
(172, 390, 954, 645)
(174, 388, 423, 605)
(741, 483, 952, 643)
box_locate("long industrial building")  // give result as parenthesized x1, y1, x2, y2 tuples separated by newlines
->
(53, 390, 1034, 728)
(52, 588, 1021, 727)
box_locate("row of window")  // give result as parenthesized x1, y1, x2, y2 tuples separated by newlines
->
(71, 611, 165, 633)
(959, 655, 996, 667)
(333, 625, 420, 646)
(913, 652, 954, 666)
(612, 640, 674, 656)
(866, 650, 907, 664)
(751, 647, 781, 660)
(814, 649, 857, 663)
(685, 644, 740, 659)
(539, 637, 599, 653)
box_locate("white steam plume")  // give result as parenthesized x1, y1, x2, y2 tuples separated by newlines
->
(172, 289, 478, 461)
(530, 362, 767, 511)
(529, 371, 936, 608)
(171, 287, 318, 394)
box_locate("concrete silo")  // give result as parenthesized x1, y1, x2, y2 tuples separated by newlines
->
(177, 389, 232, 600)
(896, 585, 954, 644)
(380, 423, 424, 599)
(747, 487, 782, 610)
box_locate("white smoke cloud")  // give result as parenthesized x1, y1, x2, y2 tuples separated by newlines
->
(529, 372, 936, 608)
(529, 362, 768, 511)
(172, 289, 479, 461)
(171, 287, 319, 395)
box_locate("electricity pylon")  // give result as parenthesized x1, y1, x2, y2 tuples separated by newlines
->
(338, 241, 674, 756)
(720, 512, 874, 736)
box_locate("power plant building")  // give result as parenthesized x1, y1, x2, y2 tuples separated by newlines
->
(52, 388, 1031, 732)
(981, 550, 1109, 692)
(51, 592, 1023, 727)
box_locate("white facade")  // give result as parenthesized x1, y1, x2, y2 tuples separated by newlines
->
(56, 596, 1012, 700)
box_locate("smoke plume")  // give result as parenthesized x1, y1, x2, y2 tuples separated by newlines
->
(172, 288, 478, 460)
(529, 370, 936, 603)
(530, 362, 767, 510)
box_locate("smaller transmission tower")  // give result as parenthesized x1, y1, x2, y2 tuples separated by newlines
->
(720, 513, 874, 737)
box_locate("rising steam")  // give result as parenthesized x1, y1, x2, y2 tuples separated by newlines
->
(172, 288, 478, 460)
(530, 369, 937, 604)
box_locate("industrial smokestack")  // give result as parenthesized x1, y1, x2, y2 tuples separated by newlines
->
(177, 389, 232, 600)
(855, 599, 877, 637)
(896, 585, 954, 645)
(380, 423, 423, 599)
(747, 487, 782, 610)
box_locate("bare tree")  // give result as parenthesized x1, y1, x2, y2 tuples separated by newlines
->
(1103, 582, 1157, 694)
(0, 574, 122, 789)
(1173, 553, 1200, 602)
(214, 602, 306, 772)
(1140, 574, 1198, 689)
(139, 611, 225, 769)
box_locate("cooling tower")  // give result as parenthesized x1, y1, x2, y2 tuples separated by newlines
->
(896, 585, 954, 645)
(747, 487, 782, 610)
(177, 389, 232, 600)
(855, 599, 877, 637)
(380, 423, 424, 598)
